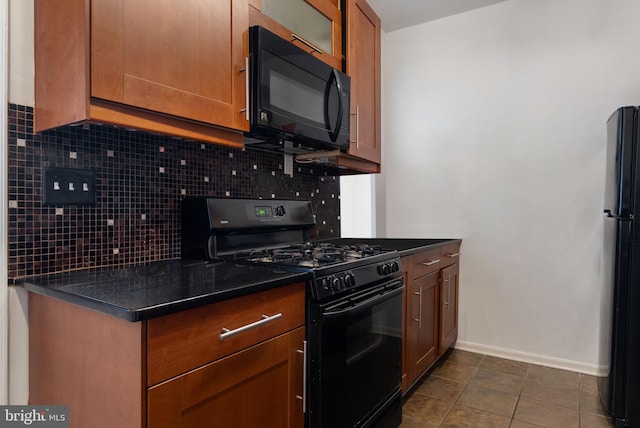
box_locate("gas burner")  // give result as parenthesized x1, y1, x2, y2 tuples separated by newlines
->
(314, 250, 345, 265)
(239, 242, 394, 268)
(271, 250, 304, 264)
(359, 244, 383, 255)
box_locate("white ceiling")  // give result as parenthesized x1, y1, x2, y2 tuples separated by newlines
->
(366, 0, 510, 32)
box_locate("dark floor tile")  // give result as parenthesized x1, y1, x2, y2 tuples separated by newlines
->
(440, 403, 511, 428)
(469, 368, 524, 394)
(520, 379, 579, 409)
(525, 365, 579, 390)
(509, 420, 544, 427)
(513, 397, 579, 428)
(403, 392, 453, 426)
(456, 383, 519, 417)
(403, 352, 604, 428)
(479, 356, 529, 378)
(399, 414, 438, 428)
(431, 361, 477, 384)
(580, 413, 615, 428)
(580, 373, 599, 394)
(415, 374, 466, 402)
(442, 349, 485, 368)
(581, 390, 607, 416)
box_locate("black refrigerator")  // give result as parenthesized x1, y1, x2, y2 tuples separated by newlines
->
(599, 106, 640, 428)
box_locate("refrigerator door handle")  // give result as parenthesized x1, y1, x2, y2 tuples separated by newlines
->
(604, 210, 634, 220)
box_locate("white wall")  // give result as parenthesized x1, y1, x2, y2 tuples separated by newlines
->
(340, 174, 375, 237)
(1, 0, 9, 405)
(7, 0, 32, 404)
(8, 0, 32, 106)
(373, 0, 640, 372)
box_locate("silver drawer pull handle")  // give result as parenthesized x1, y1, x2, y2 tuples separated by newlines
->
(219, 313, 283, 340)
(422, 259, 440, 266)
(300, 340, 307, 412)
(447, 252, 461, 258)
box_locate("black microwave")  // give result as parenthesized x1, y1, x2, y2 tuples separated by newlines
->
(244, 26, 351, 154)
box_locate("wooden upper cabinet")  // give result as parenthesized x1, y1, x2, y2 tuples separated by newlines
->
(249, 0, 342, 70)
(344, 0, 381, 169)
(35, 0, 247, 148)
(294, 0, 381, 173)
(92, 0, 249, 132)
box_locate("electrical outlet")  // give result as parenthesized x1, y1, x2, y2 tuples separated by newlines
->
(43, 167, 96, 205)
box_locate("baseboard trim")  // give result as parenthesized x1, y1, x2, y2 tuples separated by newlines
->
(454, 340, 605, 376)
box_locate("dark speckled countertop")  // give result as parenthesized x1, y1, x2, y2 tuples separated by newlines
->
(16, 259, 310, 322)
(16, 240, 458, 322)
(326, 238, 461, 257)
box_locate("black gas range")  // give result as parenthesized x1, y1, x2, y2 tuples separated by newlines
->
(231, 240, 401, 301)
(182, 197, 403, 428)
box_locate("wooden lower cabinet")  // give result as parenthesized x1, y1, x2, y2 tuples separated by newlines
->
(148, 326, 304, 428)
(439, 263, 459, 356)
(28, 282, 305, 428)
(402, 243, 461, 393)
(405, 271, 439, 388)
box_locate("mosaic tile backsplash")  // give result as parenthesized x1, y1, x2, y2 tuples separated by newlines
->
(7, 104, 341, 282)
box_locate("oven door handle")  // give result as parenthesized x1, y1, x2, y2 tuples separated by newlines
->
(322, 284, 404, 322)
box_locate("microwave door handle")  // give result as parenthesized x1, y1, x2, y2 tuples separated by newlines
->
(324, 69, 344, 142)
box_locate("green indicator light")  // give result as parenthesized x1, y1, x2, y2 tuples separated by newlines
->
(259, 209, 266, 215)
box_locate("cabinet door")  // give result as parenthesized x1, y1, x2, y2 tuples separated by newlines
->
(406, 271, 439, 386)
(148, 330, 297, 428)
(345, 0, 381, 165)
(91, 0, 249, 132)
(439, 263, 459, 355)
(250, 0, 342, 69)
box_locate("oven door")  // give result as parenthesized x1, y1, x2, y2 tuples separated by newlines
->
(308, 278, 404, 428)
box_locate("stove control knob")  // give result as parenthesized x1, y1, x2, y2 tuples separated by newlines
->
(391, 261, 400, 273)
(378, 264, 390, 275)
(274, 205, 286, 216)
(344, 273, 356, 288)
(331, 277, 342, 291)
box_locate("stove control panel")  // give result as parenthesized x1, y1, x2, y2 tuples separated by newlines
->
(377, 261, 400, 276)
(319, 272, 356, 294)
(254, 205, 286, 217)
(311, 256, 403, 300)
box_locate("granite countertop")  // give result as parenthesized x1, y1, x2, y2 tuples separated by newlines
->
(16, 259, 311, 322)
(16, 240, 459, 322)
(329, 238, 461, 257)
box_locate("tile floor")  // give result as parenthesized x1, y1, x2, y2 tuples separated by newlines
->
(401, 349, 614, 428)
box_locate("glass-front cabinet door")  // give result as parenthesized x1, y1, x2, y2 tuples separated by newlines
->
(249, 0, 342, 69)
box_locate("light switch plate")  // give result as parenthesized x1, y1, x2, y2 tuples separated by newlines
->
(43, 167, 96, 205)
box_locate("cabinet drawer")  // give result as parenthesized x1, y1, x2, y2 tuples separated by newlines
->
(412, 248, 442, 278)
(439, 243, 461, 268)
(148, 330, 295, 428)
(147, 282, 305, 386)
